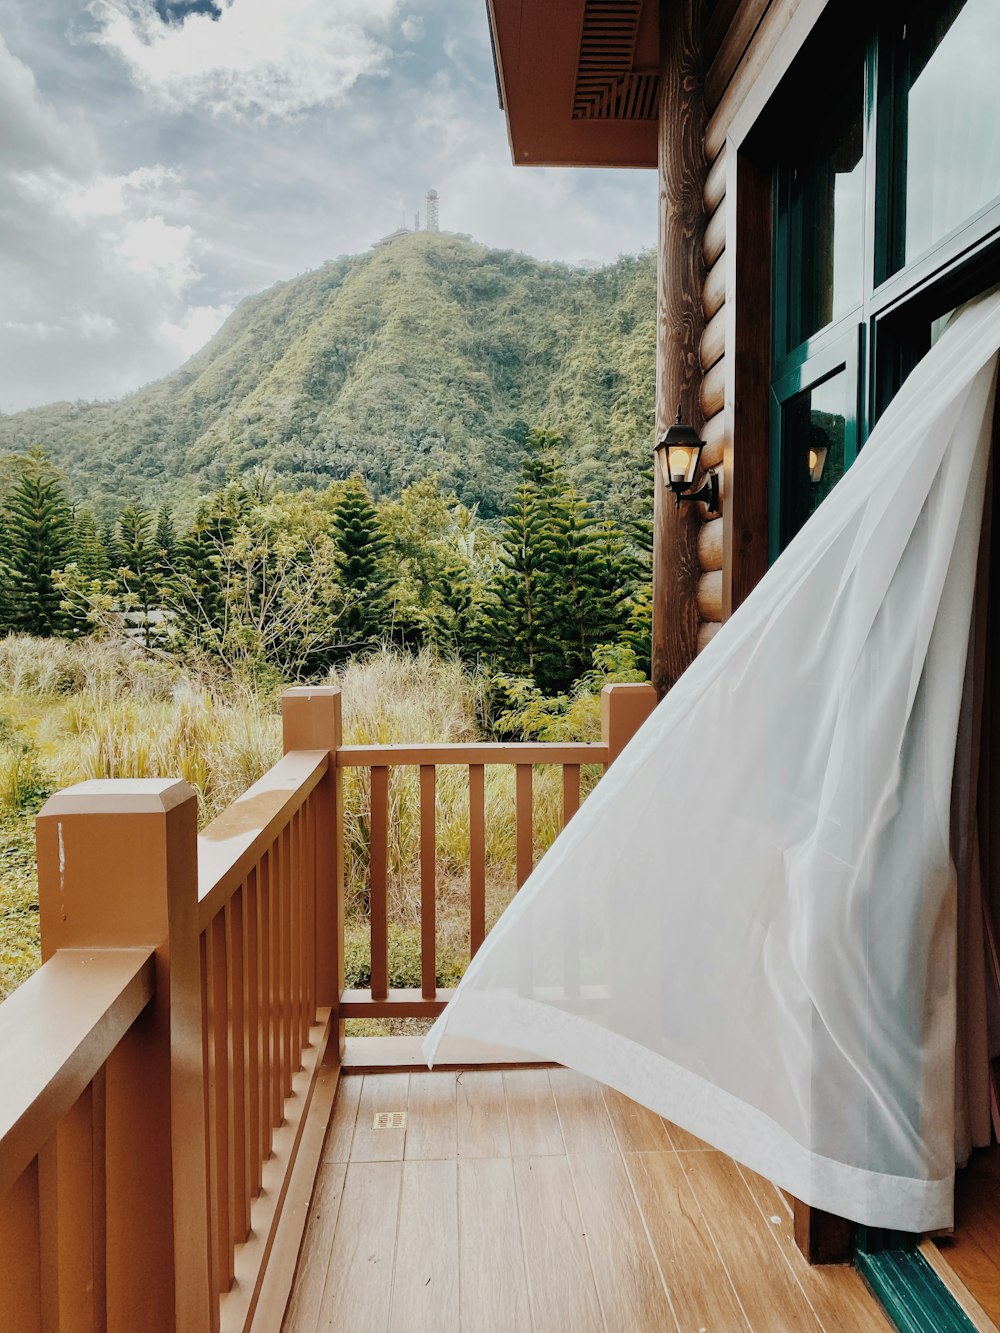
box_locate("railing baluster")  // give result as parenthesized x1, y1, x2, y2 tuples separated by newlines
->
(0, 1158, 41, 1329)
(280, 825, 293, 1099)
(200, 929, 221, 1302)
(259, 848, 278, 1144)
(211, 910, 233, 1290)
(289, 811, 302, 1070)
(39, 1085, 97, 1330)
(516, 764, 533, 889)
(227, 892, 250, 1244)
(420, 765, 437, 1000)
(299, 805, 311, 1045)
(244, 867, 262, 1200)
(369, 766, 390, 1002)
(469, 764, 486, 957)
(304, 793, 317, 1023)
(90, 1068, 107, 1324)
(562, 764, 581, 827)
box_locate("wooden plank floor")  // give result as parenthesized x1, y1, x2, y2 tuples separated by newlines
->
(282, 1067, 890, 1333)
(934, 1143, 1000, 1328)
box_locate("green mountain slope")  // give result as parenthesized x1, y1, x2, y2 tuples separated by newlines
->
(0, 233, 656, 521)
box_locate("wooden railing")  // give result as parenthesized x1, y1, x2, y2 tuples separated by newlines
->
(336, 683, 657, 1021)
(0, 679, 655, 1331)
(0, 687, 344, 1333)
(0, 948, 155, 1331)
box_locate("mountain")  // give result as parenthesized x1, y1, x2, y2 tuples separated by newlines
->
(0, 233, 656, 522)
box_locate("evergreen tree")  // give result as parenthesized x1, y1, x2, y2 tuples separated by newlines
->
(167, 491, 239, 651)
(332, 476, 391, 652)
(489, 430, 637, 692)
(114, 503, 158, 645)
(153, 504, 177, 578)
(488, 479, 549, 676)
(74, 506, 110, 580)
(2, 455, 76, 636)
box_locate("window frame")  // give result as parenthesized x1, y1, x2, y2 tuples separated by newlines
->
(770, 2, 1000, 559)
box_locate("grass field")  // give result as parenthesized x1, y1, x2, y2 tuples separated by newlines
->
(0, 636, 603, 1006)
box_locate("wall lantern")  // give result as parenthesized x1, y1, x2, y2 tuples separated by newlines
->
(808, 429, 828, 486)
(654, 407, 720, 514)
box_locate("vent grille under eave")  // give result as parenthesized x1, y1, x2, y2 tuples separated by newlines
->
(572, 0, 660, 121)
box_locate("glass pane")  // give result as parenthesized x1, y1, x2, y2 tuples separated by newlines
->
(781, 370, 848, 547)
(785, 64, 865, 350)
(901, 0, 1000, 265)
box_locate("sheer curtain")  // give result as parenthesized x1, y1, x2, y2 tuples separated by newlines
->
(426, 289, 1000, 1232)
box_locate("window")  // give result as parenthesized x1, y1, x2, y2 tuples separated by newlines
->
(770, 0, 1000, 558)
(781, 62, 866, 353)
(893, 0, 1000, 270)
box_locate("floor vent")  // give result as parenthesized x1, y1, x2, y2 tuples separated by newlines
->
(373, 1111, 406, 1130)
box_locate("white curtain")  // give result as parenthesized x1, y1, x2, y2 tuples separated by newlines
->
(426, 289, 1000, 1232)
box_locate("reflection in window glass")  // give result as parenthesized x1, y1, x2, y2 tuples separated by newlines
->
(903, 0, 1000, 264)
(786, 65, 865, 350)
(781, 371, 847, 548)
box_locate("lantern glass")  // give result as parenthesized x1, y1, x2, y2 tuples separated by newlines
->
(667, 442, 701, 487)
(808, 443, 828, 485)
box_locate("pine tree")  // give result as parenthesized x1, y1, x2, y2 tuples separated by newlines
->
(74, 506, 110, 580)
(153, 504, 177, 579)
(332, 476, 391, 652)
(167, 492, 238, 651)
(114, 502, 158, 645)
(2, 457, 76, 636)
(488, 481, 548, 676)
(488, 429, 636, 692)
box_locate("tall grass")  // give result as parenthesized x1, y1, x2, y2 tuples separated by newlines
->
(0, 638, 602, 1002)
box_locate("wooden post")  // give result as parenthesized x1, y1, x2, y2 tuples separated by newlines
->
(792, 1197, 853, 1265)
(35, 779, 211, 1332)
(601, 683, 658, 765)
(722, 147, 771, 618)
(652, 0, 708, 698)
(281, 687, 344, 1046)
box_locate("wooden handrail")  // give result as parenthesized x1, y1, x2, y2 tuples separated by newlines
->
(0, 948, 154, 1197)
(197, 749, 329, 930)
(336, 742, 609, 767)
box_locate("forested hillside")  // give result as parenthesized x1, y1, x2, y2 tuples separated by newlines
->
(0, 234, 656, 523)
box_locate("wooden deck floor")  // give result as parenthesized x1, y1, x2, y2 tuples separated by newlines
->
(282, 1067, 890, 1333)
(932, 1142, 1000, 1328)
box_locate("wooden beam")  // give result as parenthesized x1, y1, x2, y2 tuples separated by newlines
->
(652, 0, 707, 696)
(792, 1197, 854, 1265)
(722, 147, 771, 619)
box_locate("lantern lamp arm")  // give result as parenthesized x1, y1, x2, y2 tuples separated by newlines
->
(673, 471, 720, 514)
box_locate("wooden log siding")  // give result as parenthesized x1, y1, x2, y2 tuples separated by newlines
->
(652, 0, 709, 696)
(340, 684, 657, 1022)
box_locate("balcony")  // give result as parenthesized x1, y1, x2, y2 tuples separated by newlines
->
(0, 684, 889, 1331)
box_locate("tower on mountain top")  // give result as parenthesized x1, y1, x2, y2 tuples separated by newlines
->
(425, 189, 439, 233)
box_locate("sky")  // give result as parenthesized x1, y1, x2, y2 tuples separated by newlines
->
(0, 0, 658, 413)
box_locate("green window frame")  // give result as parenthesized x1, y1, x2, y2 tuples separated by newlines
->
(770, 0, 1000, 560)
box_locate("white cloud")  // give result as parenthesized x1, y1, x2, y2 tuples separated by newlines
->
(160, 302, 231, 359)
(0, 34, 95, 175)
(120, 215, 199, 290)
(87, 0, 402, 119)
(0, 38, 228, 410)
(400, 15, 424, 43)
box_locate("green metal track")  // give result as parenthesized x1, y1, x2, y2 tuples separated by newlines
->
(855, 1246, 978, 1333)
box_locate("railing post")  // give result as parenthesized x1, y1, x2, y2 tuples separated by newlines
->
(35, 779, 210, 1332)
(281, 687, 344, 1049)
(601, 683, 658, 765)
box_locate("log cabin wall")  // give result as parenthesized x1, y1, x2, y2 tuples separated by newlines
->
(652, 0, 828, 692)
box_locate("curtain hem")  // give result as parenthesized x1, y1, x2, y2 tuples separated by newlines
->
(426, 991, 955, 1233)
